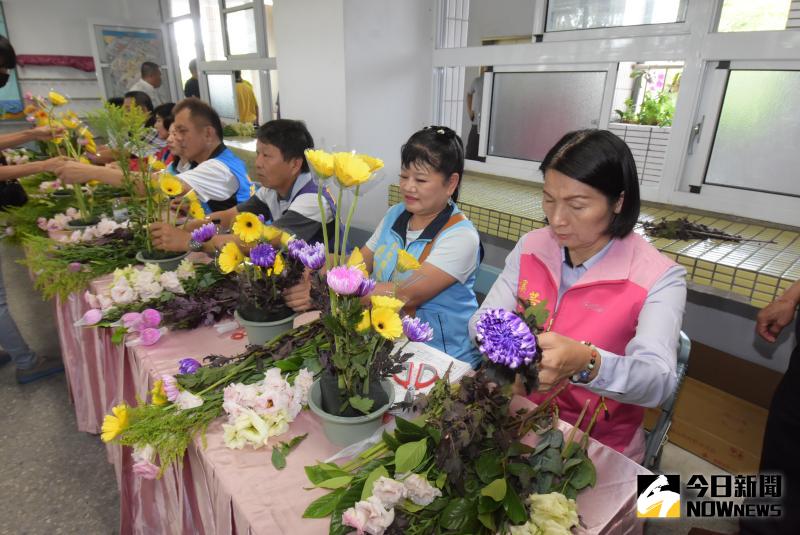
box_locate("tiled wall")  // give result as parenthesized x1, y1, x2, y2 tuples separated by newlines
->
(389, 174, 800, 308)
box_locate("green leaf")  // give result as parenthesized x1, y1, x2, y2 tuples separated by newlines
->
(274, 359, 301, 372)
(475, 452, 503, 484)
(439, 498, 471, 530)
(478, 495, 503, 514)
(394, 438, 428, 474)
(435, 472, 447, 489)
(401, 500, 425, 513)
(302, 488, 346, 518)
(348, 395, 375, 415)
(503, 487, 528, 524)
(540, 448, 563, 475)
(569, 456, 597, 490)
(507, 442, 534, 457)
(563, 457, 583, 471)
(271, 448, 286, 470)
(507, 463, 535, 488)
(478, 512, 497, 531)
(382, 431, 400, 451)
(111, 327, 127, 345)
(284, 433, 308, 452)
(481, 478, 507, 502)
(394, 417, 427, 441)
(317, 475, 353, 489)
(536, 472, 554, 494)
(361, 465, 389, 501)
(427, 426, 442, 444)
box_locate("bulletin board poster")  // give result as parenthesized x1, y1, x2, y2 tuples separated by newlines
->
(0, 4, 23, 119)
(93, 24, 168, 100)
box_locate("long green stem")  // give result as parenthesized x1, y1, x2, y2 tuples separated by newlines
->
(333, 186, 343, 265)
(316, 183, 331, 271)
(340, 184, 360, 263)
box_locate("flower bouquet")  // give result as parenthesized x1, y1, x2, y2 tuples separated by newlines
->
(218, 214, 312, 344)
(76, 260, 239, 340)
(303, 371, 599, 535)
(24, 91, 98, 222)
(101, 321, 328, 477)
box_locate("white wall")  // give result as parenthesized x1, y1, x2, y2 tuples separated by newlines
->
(467, 0, 535, 46)
(342, 0, 434, 230)
(272, 0, 348, 151)
(3, 0, 163, 117)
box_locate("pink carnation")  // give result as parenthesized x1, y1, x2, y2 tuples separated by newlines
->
(141, 308, 161, 328)
(132, 459, 160, 479)
(326, 265, 365, 296)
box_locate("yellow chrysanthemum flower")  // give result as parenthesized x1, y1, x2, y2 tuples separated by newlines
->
(370, 295, 404, 313)
(151, 379, 168, 406)
(218, 242, 244, 273)
(232, 212, 263, 242)
(355, 154, 385, 173)
(267, 252, 285, 276)
(305, 149, 335, 178)
(101, 404, 129, 442)
(150, 160, 166, 172)
(333, 152, 372, 188)
(262, 225, 282, 242)
(62, 116, 80, 129)
(370, 307, 403, 340)
(347, 248, 369, 277)
(48, 91, 68, 106)
(356, 310, 371, 333)
(396, 249, 421, 272)
(280, 232, 294, 247)
(159, 174, 183, 197)
(188, 201, 205, 220)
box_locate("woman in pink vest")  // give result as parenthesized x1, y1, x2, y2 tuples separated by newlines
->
(469, 129, 686, 462)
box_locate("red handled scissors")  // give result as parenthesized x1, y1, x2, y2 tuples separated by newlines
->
(393, 361, 440, 390)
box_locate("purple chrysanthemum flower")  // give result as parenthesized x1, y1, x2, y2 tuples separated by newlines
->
(249, 243, 276, 268)
(475, 309, 537, 369)
(326, 265, 364, 295)
(402, 316, 434, 342)
(298, 242, 326, 270)
(287, 238, 308, 259)
(356, 277, 376, 297)
(190, 223, 216, 243)
(178, 358, 201, 375)
(257, 214, 266, 223)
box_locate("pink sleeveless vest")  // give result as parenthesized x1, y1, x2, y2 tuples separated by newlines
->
(520, 228, 676, 453)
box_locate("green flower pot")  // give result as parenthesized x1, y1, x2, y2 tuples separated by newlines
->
(308, 378, 395, 447)
(135, 251, 189, 272)
(234, 309, 296, 346)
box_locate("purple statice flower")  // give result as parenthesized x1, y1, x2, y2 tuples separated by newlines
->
(326, 265, 364, 295)
(178, 358, 201, 375)
(298, 242, 326, 270)
(190, 222, 216, 243)
(356, 277, 376, 297)
(475, 309, 537, 369)
(249, 243, 277, 268)
(402, 316, 434, 342)
(287, 238, 308, 259)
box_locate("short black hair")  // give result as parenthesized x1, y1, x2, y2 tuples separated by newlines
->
(257, 119, 314, 173)
(154, 102, 175, 130)
(141, 61, 160, 78)
(173, 97, 224, 140)
(401, 126, 465, 202)
(124, 91, 154, 113)
(234, 70, 242, 82)
(107, 96, 125, 107)
(0, 35, 16, 69)
(539, 129, 640, 237)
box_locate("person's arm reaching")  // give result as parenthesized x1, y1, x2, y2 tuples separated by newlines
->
(0, 125, 65, 150)
(0, 157, 66, 182)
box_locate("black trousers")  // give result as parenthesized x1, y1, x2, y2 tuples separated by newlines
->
(465, 124, 485, 162)
(740, 316, 800, 534)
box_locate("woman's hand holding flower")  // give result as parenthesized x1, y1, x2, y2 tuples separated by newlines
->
(536, 331, 599, 391)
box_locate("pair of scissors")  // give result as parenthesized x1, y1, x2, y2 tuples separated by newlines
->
(393, 361, 440, 390)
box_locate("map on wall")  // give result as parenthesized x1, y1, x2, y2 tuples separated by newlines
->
(92, 24, 170, 101)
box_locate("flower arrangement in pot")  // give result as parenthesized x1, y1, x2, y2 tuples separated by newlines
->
(218, 213, 313, 344)
(302, 148, 437, 445)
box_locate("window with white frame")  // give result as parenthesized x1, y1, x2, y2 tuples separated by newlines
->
(162, 0, 277, 125)
(433, 0, 799, 224)
(437, 0, 536, 48)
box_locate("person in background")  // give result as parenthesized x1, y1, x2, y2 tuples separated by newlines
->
(0, 34, 65, 384)
(184, 59, 200, 99)
(740, 279, 800, 535)
(465, 66, 491, 162)
(469, 129, 686, 460)
(57, 98, 252, 213)
(284, 126, 483, 367)
(152, 102, 175, 163)
(234, 70, 258, 125)
(106, 96, 125, 107)
(128, 61, 163, 106)
(150, 119, 336, 254)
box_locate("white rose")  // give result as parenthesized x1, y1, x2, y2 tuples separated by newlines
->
(132, 444, 156, 464)
(110, 281, 137, 305)
(159, 271, 185, 294)
(81, 227, 96, 242)
(293, 368, 314, 406)
(143, 263, 162, 277)
(94, 218, 118, 236)
(175, 391, 204, 411)
(53, 213, 71, 228)
(371, 477, 407, 508)
(346, 497, 394, 535)
(403, 474, 442, 506)
(134, 279, 163, 301)
(96, 294, 114, 311)
(175, 259, 196, 280)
